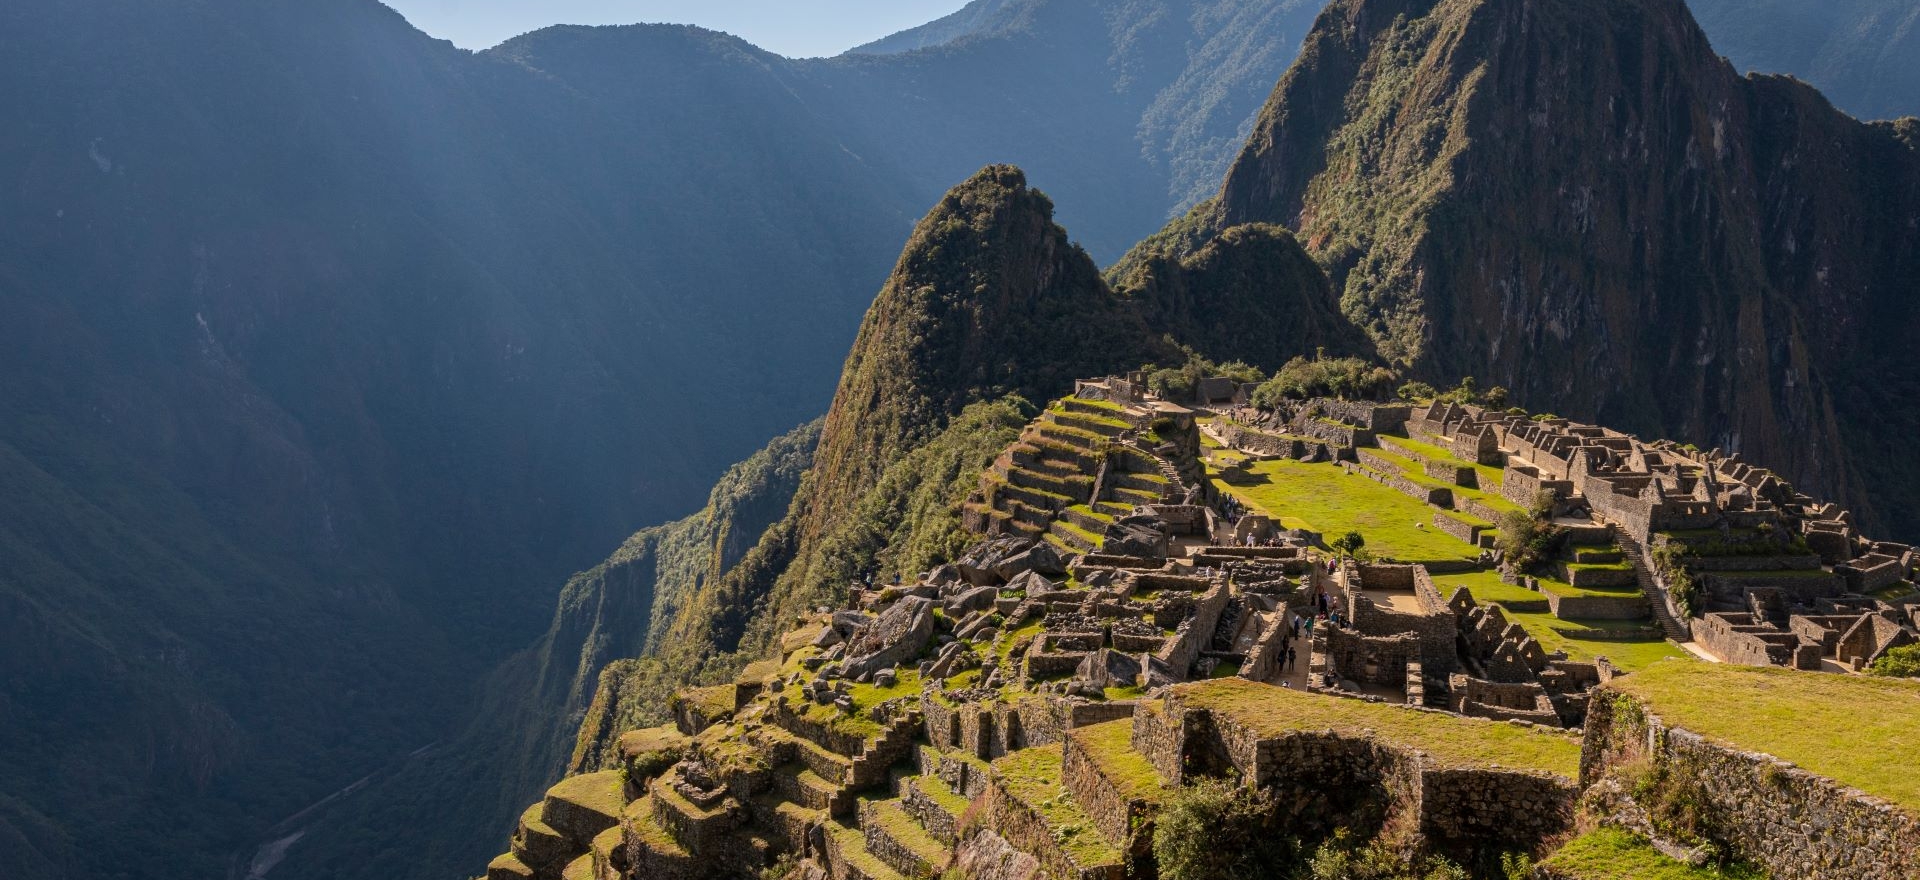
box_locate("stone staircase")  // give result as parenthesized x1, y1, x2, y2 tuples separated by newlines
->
(1611, 525, 1693, 641)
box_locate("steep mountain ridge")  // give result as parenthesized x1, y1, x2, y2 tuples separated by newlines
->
(1148, 0, 1920, 534)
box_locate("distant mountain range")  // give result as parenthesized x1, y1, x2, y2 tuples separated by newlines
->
(0, 0, 1914, 878)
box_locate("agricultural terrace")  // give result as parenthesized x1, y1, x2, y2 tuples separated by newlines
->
(1177, 678, 1582, 777)
(1206, 456, 1480, 563)
(1607, 661, 1920, 814)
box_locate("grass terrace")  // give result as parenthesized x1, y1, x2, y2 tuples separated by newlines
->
(1178, 678, 1581, 777)
(1540, 828, 1764, 879)
(1500, 608, 1687, 671)
(1379, 434, 1514, 501)
(1607, 660, 1920, 814)
(1209, 459, 1479, 563)
(1069, 719, 1168, 803)
(993, 746, 1124, 867)
(1431, 568, 1546, 607)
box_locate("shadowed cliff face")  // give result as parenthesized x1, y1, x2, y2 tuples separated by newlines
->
(1187, 0, 1920, 533)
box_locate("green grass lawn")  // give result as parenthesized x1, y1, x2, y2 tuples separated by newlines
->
(1431, 569, 1546, 606)
(1535, 571, 1640, 598)
(1179, 678, 1581, 777)
(1608, 661, 1920, 815)
(1209, 458, 1478, 563)
(1500, 608, 1687, 671)
(1540, 828, 1764, 879)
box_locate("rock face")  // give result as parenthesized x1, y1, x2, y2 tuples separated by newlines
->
(1145, 0, 1920, 535)
(841, 597, 936, 680)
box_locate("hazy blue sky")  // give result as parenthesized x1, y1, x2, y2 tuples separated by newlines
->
(385, 0, 975, 57)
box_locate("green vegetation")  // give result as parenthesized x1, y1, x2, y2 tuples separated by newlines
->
(994, 747, 1123, 867)
(1609, 661, 1920, 813)
(1250, 351, 1398, 406)
(1179, 679, 1581, 777)
(1153, 778, 1296, 880)
(1071, 720, 1166, 802)
(1210, 459, 1478, 563)
(1303, 829, 1470, 880)
(1869, 644, 1920, 678)
(1429, 569, 1545, 606)
(1494, 490, 1565, 572)
(1497, 609, 1689, 671)
(1539, 828, 1765, 879)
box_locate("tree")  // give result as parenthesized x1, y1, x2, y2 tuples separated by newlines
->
(1153, 779, 1297, 880)
(1396, 381, 1436, 402)
(1482, 386, 1509, 408)
(1868, 644, 1920, 678)
(1330, 530, 1366, 559)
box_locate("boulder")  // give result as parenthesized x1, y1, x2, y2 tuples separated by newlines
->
(1006, 570, 1056, 599)
(948, 585, 999, 616)
(927, 563, 962, 586)
(993, 542, 1067, 580)
(841, 596, 937, 680)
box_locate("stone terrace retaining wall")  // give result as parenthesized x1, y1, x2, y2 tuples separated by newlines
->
(1144, 690, 1577, 850)
(1583, 693, 1920, 880)
(1343, 460, 1452, 506)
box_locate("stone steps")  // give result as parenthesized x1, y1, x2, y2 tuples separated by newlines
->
(860, 797, 955, 877)
(898, 774, 970, 846)
(1611, 527, 1693, 641)
(823, 820, 912, 880)
(774, 763, 854, 817)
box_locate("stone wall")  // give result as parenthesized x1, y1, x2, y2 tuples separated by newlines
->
(984, 761, 1124, 880)
(1152, 691, 1577, 851)
(1156, 581, 1230, 675)
(1583, 693, 1920, 880)
(1501, 463, 1572, 508)
(1343, 460, 1452, 506)
(1543, 590, 1649, 621)
(1433, 510, 1483, 544)
(1063, 730, 1143, 848)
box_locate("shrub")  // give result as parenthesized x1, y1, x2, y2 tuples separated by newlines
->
(1305, 828, 1467, 880)
(1253, 353, 1399, 407)
(1481, 386, 1509, 408)
(1495, 491, 1564, 571)
(1396, 380, 1436, 402)
(1153, 779, 1297, 880)
(1869, 644, 1920, 678)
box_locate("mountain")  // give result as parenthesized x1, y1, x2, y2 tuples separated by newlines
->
(0, 1, 1335, 878)
(1686, 0, 1920, 122)
(1131, 0, 1920, 537)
